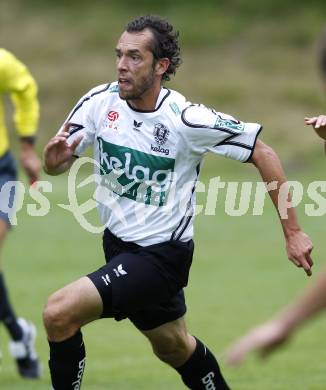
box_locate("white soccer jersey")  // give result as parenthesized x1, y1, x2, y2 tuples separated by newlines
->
(62, 81, 262, 245)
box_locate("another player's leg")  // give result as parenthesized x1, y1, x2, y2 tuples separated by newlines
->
(142, 316, 231, 389)
(0, 219, 41, 378)
(0, 220, 22, 339)
(43, 276, 103, 389)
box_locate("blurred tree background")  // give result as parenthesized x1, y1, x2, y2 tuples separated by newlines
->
(1, 0, 326, 171)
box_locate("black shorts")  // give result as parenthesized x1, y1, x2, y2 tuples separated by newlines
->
(0, 151, 17, 227)
(87, 229, 194, 330)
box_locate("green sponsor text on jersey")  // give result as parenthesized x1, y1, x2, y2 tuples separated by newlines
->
(98, 137, 175, 206)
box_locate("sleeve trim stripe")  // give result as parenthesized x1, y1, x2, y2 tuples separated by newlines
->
(213, 125, 263, 158)
(216, 140, 253, 151)
(181, 104, 238, 136)
(67, 83, 111, 122)
(175, 215, 193, 240)
(66, 123, 85, 139)
(213, 133, 238, 147)
(243, 125, 263, 163)
(170, 163, 200, 240)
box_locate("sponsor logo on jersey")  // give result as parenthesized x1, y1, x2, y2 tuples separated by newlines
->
(108, 111, 119, 121)
(133, 120, 143, 131)
(151, 144, 169, 155)
(104, 110, 120, 131)
(152, 123, 170, 155)
(97, 137, 175, 206)
(109, 84, 119, 93)
(214, 115, 245, 133)
(153, 123, 169, 145)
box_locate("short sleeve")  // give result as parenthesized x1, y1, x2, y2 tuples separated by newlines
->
(58, 84, 109, 156)
(181, 104, 262, 162)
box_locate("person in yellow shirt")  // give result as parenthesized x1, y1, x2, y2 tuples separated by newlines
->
(0, 48, 41, 378)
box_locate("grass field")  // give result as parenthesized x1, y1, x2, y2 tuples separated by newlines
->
(0, 164, 325, 389)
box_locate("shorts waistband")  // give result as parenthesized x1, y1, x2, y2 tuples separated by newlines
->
(103, 229, 140, 250)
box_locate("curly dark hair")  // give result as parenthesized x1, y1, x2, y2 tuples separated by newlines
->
(126, 15, 182, 82)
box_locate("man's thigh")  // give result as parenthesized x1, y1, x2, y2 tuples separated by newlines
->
(46, 277, 103, 331)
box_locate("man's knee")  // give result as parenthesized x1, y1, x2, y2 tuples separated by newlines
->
(43, 277, 103, 341)
(43, 289, 79, 340)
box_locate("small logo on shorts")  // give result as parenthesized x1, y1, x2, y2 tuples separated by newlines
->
(101, 274, 111, 286)
(113, 264, 127, 277)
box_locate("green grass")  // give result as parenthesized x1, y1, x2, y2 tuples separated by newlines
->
(0, 166, 325, 389)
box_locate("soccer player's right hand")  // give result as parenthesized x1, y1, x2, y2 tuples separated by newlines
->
(43, 123, 83, 175)
(285, 229, 313, 277)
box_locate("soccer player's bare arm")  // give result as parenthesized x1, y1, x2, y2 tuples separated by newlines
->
(20, 140, 41, 184)
(249, 139, 313, 276)
(226, 266, 326, 366)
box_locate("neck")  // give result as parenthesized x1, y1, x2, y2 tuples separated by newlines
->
(127, 83, 162, 111)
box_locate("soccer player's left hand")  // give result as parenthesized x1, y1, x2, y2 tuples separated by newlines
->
(285, 230, 313, 276)
(225, 319, 290, 366)
(305, 115, 326, 140)
(20, 144, 41, 185)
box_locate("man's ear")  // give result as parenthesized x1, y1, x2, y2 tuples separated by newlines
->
(155, 58, 170, 77)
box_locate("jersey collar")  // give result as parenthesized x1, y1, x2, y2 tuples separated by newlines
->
(125, 87, 171, 113)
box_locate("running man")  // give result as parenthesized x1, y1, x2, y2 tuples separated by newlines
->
(43, 16, 313, 389)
